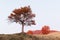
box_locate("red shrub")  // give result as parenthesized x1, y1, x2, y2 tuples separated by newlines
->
(27, 30, 33, 35)
(41, 25, 50, 34)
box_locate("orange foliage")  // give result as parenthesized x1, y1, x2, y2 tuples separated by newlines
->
(8, 6, 36, 33)
(41, 25, 50, 34)
(13, 6, 31, 15)
(27, 30, 33, 35)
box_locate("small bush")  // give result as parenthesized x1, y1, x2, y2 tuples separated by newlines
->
(41, 25, 50, 34)
(27, 30, 33, 35)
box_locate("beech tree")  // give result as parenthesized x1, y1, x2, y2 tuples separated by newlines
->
(8, 6, 36, 33)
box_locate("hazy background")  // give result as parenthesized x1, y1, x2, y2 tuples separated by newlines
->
(0, 0, 60, 34)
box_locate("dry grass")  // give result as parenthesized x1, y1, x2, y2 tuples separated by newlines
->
(0, 32, 60, 40)
(33, 32, 60, 40)
(0, 33, 39, 40)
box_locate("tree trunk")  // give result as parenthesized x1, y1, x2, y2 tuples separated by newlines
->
(22, 24, 24, 33)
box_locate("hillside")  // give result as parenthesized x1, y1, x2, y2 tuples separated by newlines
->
(33, 32, 60, 40)
(0, 33, 39, 40)
(0, 32, 60, 40)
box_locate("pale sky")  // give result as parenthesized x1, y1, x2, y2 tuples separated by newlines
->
(0, 0, 60, 34)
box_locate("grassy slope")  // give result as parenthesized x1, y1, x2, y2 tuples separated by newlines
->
(33, 32, 60, 40)
(0, 33, 39, 40)
(0, 32, 60, 40)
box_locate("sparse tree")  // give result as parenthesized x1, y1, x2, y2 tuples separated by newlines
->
(8, 6, 36, 33)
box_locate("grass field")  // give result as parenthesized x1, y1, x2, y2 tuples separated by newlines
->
(0, 32, 60, 40)
(33, 32, 60, 40)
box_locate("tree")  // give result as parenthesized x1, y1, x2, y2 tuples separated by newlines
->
(41, 25, 50, 34)
(8, 6, 36, 33)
